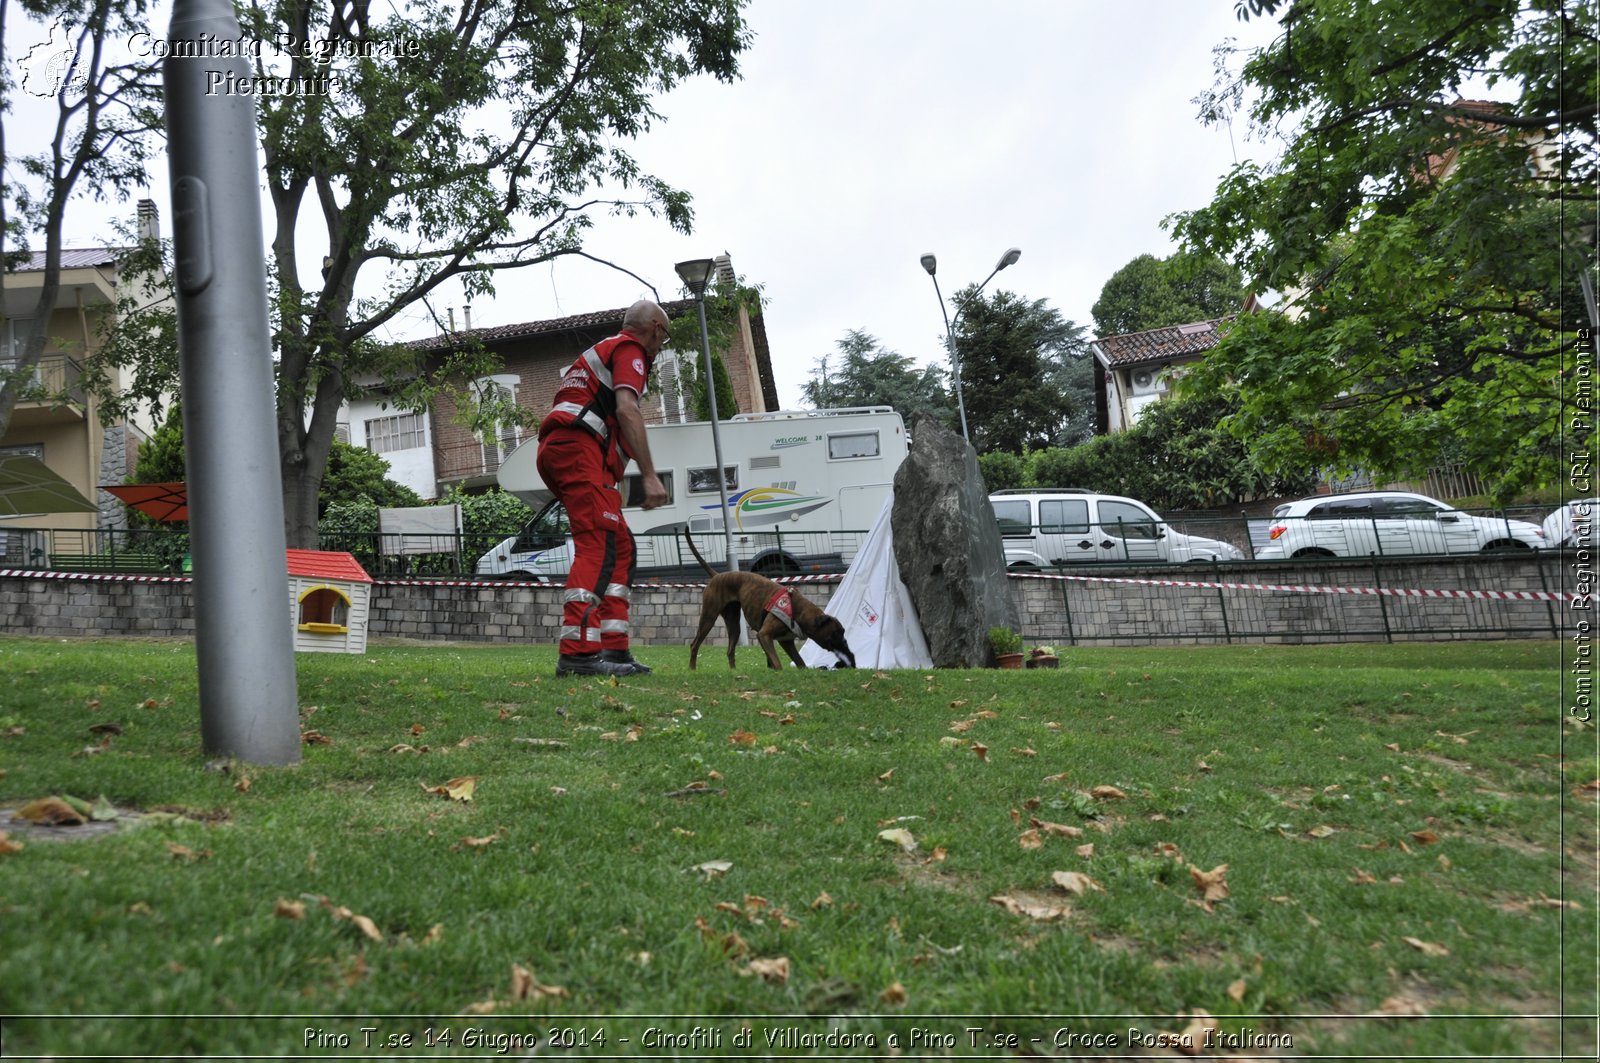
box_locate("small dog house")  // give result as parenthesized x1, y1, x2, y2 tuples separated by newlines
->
(286, 549, 372, 654)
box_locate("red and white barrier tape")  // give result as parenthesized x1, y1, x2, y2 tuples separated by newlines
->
(1008, 568, 1577, 604)
(0, 568, 191, 584)
(1, 567, 1579, 604)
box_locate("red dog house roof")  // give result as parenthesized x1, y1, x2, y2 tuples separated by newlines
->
(286, 549, 373, 584)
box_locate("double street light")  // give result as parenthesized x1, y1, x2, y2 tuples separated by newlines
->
(673, 257, 738, 572)
(919, 247, 1022, 442)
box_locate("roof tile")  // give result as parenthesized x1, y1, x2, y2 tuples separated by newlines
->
(1093, 316, 1235, 368)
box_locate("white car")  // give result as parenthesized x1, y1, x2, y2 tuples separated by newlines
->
(1255, 491, 1547, 560)
(989, 489, 1244, 567)
(1542, 498, 1598, 548)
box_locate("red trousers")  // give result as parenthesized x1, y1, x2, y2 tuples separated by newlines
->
(535, 431, 635, 656)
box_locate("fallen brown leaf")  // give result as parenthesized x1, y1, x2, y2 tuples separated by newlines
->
(1401, 935, 1449, 957)
(879, 981, 908, 1005)
(1017, 829, 1043, 850)
(989, 892, 1070, 921)
(1031, 817, 1084, 838)
(1090, 784, 1127, 801)
(739, 956, 790, 984)
(728, 729, 757, 746)
(0, 832, 23, 855)
(274, 897, 306, 920)
(510, 962, 568, 1000)
(15, 797, 85, 826)
(1188, 863, 1229, 911)
(1050, 870, 1104, 896)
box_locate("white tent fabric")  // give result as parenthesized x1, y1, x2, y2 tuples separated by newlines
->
(801, 491, 933, 670)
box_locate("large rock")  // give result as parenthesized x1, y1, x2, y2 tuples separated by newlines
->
(891, 414, 1018, 667)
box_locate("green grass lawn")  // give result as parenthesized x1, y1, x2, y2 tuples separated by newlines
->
(0, 636, 1593, 1059)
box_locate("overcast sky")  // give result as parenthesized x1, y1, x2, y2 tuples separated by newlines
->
(19, 1, 1287, 408)
(492, 0, 1287, 408)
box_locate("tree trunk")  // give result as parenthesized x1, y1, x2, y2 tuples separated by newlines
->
(280, 447, 322, 550)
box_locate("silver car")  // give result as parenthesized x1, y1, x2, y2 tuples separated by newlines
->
(1542, 498, 1598, 549)
(990, 489, 1244, 567)
(1255, 491, 1546, 559)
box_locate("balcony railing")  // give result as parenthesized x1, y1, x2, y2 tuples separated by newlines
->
(2, 353, 87, 408)
(433, 434, 523, 484)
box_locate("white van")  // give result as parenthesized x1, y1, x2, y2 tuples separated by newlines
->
(989, 489, 1244, 567)
(477, 407, 909, 581)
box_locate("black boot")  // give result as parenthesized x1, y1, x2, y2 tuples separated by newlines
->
(555, 652, 633, 678)
(599, 649, 652, 675)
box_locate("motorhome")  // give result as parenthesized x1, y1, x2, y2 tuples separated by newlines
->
(477, 407, 909, 581)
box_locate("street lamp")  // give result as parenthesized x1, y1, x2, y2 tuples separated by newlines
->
(674, 257, 738, 572)
(919, 247, 1022, 442)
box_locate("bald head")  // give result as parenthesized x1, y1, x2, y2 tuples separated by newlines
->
(622, 299, 669, 359)
(623, 299, 667, 334)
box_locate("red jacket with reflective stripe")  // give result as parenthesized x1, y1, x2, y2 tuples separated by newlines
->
(539, 331, 652, 477)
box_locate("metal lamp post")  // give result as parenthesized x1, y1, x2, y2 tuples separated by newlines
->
(919, 247, 1022, 443)
(674, 258, 738, 572)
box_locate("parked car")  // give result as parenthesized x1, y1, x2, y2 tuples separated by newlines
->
(988, 489, 1244, 567)
(1542, 498, 1598, 548)
(1255, 491, 1547, 560)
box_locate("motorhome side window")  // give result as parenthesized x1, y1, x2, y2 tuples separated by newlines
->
(624, 470, 673, 508)
(827, 431, 879, 460)
(688, 465, 739, 494)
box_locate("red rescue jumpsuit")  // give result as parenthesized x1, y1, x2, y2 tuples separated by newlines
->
(536, 331, 653, 659)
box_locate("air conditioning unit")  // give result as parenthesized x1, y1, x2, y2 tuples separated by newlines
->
(1128, 368, 1163, 397)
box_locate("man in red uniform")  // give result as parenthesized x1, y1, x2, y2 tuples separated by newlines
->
(537, 300, 670, 678)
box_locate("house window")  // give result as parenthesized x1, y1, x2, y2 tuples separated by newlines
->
(1, 318, 32, 363)
(472, 376, 522, 468)
(366, 412, 427, 455)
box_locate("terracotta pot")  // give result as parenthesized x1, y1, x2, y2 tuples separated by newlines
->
(996, 652, 1025, 669)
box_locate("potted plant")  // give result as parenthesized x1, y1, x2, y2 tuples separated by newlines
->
(988, 626, 1024, 669)
(1026, 644, 1060, 669)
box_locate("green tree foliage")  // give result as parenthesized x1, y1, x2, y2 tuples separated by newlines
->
(1171, 0, 1596, 500)
(1025, 393, 1313, 510)
(977, 450, 1028, 492)
(1090, 252, 1248, 337)
(90, 0, 752, 547)
(321, 442, 424, 514)
(800, 329, 952, 425)
(951, 289, 1089, 454)
(438, 485, 533, 538)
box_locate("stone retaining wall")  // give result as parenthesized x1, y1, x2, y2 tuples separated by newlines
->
(0, 553, 1581, 648)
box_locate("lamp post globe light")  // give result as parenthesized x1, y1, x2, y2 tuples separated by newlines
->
(919, 247, 1021, 443)
(673, 257, 739, 572)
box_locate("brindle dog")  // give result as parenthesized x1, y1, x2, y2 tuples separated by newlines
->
(683, 529, 856, 670)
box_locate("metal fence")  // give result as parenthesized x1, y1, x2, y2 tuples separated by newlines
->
(1012, 553, 1569, 646)
(0, 502, 1564, 580)
(0, 524, 877, 581)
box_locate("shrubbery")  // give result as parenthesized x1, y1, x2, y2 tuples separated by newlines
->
(978, 393, 1314, 510)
